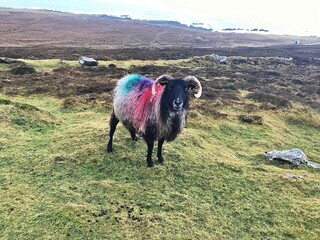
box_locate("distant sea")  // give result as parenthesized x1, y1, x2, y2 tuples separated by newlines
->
(1, 0, 319, 37)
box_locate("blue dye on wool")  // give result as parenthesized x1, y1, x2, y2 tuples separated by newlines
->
(119, 74, 152, 94)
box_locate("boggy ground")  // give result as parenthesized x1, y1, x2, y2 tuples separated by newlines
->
(1, 44, 320, 60)
(1, 47, 319, 111)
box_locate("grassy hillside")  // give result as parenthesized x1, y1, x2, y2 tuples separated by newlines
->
(0, 56, 319, 239)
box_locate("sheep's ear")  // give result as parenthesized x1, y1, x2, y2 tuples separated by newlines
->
(184, 76, 202, 98)
(187, 82, 196, 90)
(159, 81, 169, 86)
(153, 74, 173, 95)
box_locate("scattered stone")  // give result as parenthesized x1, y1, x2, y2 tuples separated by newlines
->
(219, 58, 228, 64)
(79, 56, 98, 67)
(265, 148, 308, 165)
(265, 148, 320, 169)
(2, 79, 12, 83)
(211, 53, 228, 64)
(278, 57, 293, 62)
(307, 161, 320, 169)
(283, 173, 304, 179)
(0, 57, 19, 64)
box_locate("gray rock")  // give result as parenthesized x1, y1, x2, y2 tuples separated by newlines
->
(219, 58, 228, 64)
(307, 161, 320, 169)
(283, 173, 303, 178)
(79, 56, 98, 66)
(265, 148, 308, 165)
(0, 57, 19, 64)
(211, 54, 228, 64)
(265, 148, 320, 169)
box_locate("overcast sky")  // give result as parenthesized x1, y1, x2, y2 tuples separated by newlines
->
(1, 0, 320, 36)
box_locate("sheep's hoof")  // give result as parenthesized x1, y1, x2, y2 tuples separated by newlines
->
(130, 132, 138, 141)
(158, 157, 164, 163)
(106, 146, 113, 153)
(147, 162, 154, 168)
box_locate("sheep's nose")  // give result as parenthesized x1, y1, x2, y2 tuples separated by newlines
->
(175, 98, 182, 105)
(173, 98, 183, 110)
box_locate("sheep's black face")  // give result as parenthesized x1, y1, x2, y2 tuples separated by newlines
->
(161, 79, 190, 112)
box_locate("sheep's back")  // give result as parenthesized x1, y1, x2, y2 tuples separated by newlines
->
(113, 74, 164, 134)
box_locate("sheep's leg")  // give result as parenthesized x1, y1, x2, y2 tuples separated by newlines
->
(106, 110, 119, 153)
(157, 138, 165, 163)
(123, 122, 138, 141)
(145, 138, 154, 167)
(129, 128, 138, 141)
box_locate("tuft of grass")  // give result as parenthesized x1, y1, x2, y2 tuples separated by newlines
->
(17, 59, 79, 71)
(17, 59, 172, 72)
(0, 97, 61, 130)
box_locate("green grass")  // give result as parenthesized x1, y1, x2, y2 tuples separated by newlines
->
(17, 59, 172, 71)
(1, 92, 319, 239)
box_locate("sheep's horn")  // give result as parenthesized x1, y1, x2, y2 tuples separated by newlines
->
(152, 74, 174, 95)
(184, 76, 202, 98)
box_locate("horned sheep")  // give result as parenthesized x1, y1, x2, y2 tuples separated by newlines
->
(106, 74, 202, 167)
